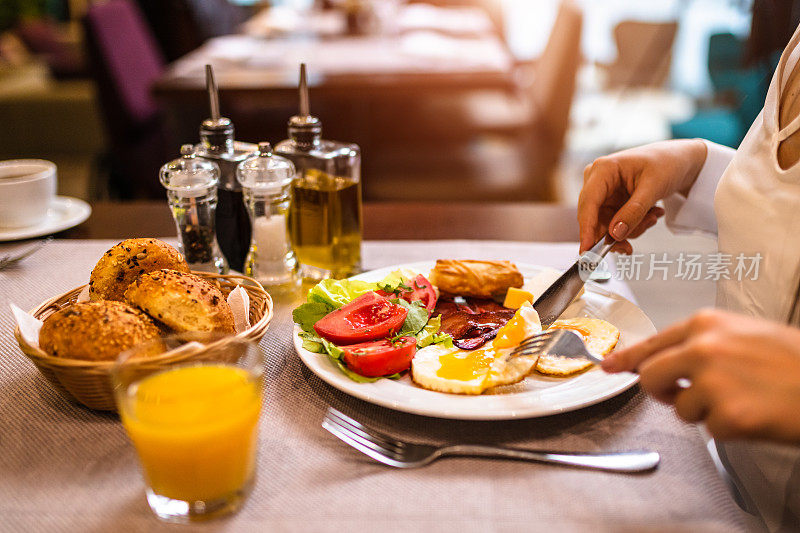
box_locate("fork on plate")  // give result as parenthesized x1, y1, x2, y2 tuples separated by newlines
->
(322, 408, 659, 472)
(509, 328, 604, 365)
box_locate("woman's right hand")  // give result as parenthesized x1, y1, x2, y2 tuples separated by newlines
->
(578, 139, 708, 254)
(601, 309, 800, 444)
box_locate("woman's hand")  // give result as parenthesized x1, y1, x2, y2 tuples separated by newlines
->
(578, 140, 708, 253)
(602, 309, 800, 444)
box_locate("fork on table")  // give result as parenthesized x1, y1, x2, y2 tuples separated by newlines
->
(0, 237, 52, 271)
(322, 408, 659, 472)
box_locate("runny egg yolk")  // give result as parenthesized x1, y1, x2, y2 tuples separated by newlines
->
(436, 349, 495, 380)
(492, 311, 528, 349)
(549, 324, 591, 342)
(435, 308, 530, 382)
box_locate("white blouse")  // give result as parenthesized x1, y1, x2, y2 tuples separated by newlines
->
(664, 23, 800, 532)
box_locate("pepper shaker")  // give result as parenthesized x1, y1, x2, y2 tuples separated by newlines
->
(160, 144, 228, 273)
(236, 142, 299, 290)
(194, 65, 257, 273)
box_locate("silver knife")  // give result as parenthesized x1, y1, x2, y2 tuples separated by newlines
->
(533, 238, 614, 328)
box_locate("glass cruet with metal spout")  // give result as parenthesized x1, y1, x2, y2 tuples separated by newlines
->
(236, 142, 299, 290)
(159, 144, 228, 273)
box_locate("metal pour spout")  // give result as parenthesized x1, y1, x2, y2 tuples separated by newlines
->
(299, 63, 309, 117)
(200, 64, 234, 154)
(288, 63, 321, 148)
(206, 64, 220, 121)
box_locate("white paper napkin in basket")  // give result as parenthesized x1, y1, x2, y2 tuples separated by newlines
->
(12, 285, 252, 349)
(227, 286, 250, 333)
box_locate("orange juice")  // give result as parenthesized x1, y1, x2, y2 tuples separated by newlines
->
(120, 365, 261, 502)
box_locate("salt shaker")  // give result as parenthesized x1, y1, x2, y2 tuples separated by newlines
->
(159, 144, 229, 274)
(236, 142, 299, 289)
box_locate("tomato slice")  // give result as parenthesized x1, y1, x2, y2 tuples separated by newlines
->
(377, 274, 438, 316)
(342, 336, 417, 377)
(406, 274, 437, 315)
(314, 292, 408, 345)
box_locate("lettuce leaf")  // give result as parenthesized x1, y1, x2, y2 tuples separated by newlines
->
(292, 302, 334, 333)
(377, 271, 412, 296)
(427, 332, 454, 349)
(414, 315, 450, 348)
(394, 299, 429, 336)
(298, 330, 325, 353)
(293, 278, 377, 332)
(307, 278, 377, 309)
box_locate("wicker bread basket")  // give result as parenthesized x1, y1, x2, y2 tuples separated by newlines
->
(13, 271, 273, 411)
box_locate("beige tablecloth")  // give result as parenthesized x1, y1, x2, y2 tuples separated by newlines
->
(0, 240, 750, 532)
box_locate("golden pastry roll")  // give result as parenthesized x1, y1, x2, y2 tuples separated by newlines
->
(429, 259, 524, 298)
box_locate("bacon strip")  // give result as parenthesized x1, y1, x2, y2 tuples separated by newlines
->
(435, 297, 515, 350)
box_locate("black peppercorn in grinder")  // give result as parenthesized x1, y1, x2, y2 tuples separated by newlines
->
(193, 65, 257, 272)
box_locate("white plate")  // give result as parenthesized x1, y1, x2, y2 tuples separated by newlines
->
(0, 196, 91, 242)
(293, 261, 655, 420)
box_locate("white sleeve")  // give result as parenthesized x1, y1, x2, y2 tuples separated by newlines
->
(663, 140, 735, 236)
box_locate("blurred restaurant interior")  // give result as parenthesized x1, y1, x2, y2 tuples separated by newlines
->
(5, 2, 800, 529)
(0, 0, 779, 204)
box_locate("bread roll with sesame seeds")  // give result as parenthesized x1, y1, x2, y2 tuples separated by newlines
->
(124, 269, 235, 334)
(89, 238, 190, 302)
(39, 301, 163, 361)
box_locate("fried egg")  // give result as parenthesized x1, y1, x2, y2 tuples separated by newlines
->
(412, 307, 621, 394)
(411, 304, 543, 394)
(535, 318, 620, 376)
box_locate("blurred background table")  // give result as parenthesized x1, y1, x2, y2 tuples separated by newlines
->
(146, 1, 582, 203)
(154, 32, 514, 99)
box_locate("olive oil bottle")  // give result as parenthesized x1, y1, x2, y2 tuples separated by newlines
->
(276, 64, 362, 281)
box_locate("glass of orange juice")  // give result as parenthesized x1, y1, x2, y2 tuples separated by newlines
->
(113, 334, 264, 523)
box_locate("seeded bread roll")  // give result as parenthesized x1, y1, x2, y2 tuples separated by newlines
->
(125, 269, 235, 334)
(39, 301, 162, 361)
(89, 238, 190, 302)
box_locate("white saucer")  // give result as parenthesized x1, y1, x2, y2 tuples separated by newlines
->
(0, 196, 91, 242)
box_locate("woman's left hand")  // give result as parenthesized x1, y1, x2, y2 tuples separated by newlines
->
(602, 309, 800, 444)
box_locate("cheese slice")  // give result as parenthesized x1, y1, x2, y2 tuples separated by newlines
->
(503, 287, 534, 309)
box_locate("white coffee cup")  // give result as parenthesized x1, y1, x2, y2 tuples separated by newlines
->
(0, 159, 57, 229)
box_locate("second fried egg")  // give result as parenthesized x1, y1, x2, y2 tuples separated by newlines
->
(535, 318, 620, 376)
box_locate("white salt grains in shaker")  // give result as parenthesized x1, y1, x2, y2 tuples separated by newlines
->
(236, 142, 299, 290)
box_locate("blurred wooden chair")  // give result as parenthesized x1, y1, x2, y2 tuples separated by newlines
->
(135, 0, 250, 62)
(603, 20, 678, 88)
(364, 0, 583, 202)
(83, 0, 170, 198)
